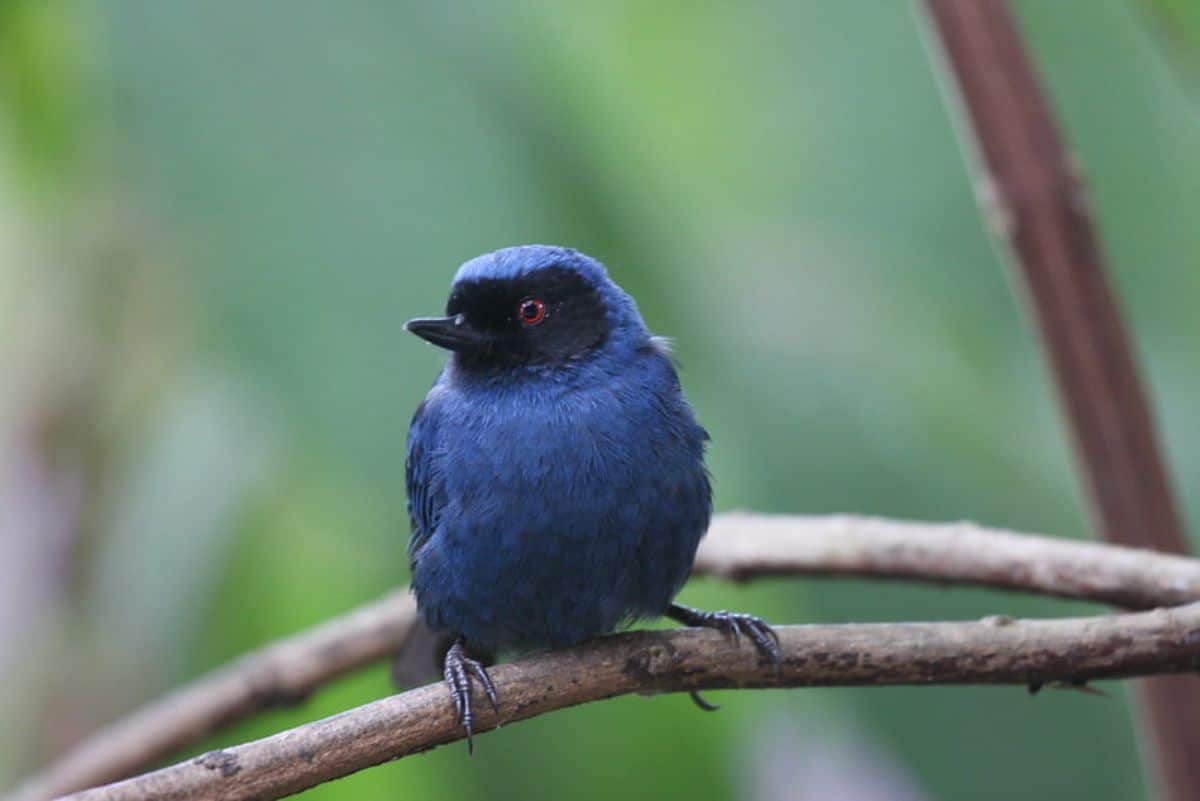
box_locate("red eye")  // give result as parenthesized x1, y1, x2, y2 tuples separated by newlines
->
(518, 297, 546, 325)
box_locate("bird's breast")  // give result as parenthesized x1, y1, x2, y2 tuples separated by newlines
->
(442, 383, 640, 503)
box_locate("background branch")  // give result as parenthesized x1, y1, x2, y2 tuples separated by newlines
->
(58, 603, 1200, 801)
(697, 514, 1200, 609)
(917, 3, 1198, 798)
(13, 513, 1200, 801)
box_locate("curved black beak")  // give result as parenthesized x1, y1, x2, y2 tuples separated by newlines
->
(403, 314, 492, 352)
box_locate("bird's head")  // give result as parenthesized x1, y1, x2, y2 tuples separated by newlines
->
(404, 245, 645, 370)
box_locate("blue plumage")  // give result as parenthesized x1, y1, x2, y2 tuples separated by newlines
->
(404, 245, 775, 748)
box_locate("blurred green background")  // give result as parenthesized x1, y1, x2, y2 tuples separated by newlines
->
(2, 1, 1198, 799)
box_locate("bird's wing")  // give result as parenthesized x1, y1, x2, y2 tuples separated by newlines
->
(405, 395, 444, 562)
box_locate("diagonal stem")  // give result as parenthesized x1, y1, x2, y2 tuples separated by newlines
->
(917, 2, 1197, 798)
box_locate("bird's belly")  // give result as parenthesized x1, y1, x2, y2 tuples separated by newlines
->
(412, 455, 708, 653)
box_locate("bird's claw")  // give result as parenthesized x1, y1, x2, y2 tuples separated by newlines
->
(708, 610, 782, 663)
(443, 640, 499, 753)
(668, 604, 782, 664)
(688, 690, 721, 711)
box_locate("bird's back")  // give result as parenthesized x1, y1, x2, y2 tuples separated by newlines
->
(407, 343, 710, 653)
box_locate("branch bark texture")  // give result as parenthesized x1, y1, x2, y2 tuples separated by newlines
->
(13, 514, 1200, 801)
(7, 592, 418, 801)
(56, 604, 1200, 801)
(918, 2, 1196, 798)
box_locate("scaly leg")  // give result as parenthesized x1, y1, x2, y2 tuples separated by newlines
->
(442, 638, 499, 753)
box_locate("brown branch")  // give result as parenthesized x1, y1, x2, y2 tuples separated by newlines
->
(13, 514, 1200, 801)
(6, 592, 419, 801)
(56, 604, 1200, 801)
(698, 514, 1200, 609)
(918, 2, 1197, 798)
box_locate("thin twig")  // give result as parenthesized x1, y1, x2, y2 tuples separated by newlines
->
(12, 513, 1200, 801)
(918, 2, 1198, 798)
(59, 603, 1200, 801)
(6, 592, 419, 801)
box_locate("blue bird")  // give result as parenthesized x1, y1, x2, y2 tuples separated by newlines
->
(403, 245, 778, 748)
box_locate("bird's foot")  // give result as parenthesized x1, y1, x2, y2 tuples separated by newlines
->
(443, 639, 499, 753)
(667, 604, 781, 663)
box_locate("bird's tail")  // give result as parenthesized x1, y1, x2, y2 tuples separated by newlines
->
(390, 619, 452, 689)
